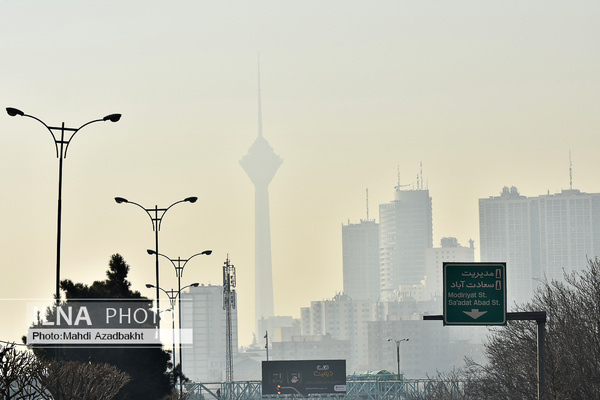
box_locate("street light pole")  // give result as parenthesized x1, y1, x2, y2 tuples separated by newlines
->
(264, 330, 269, 361)
(147, 249, 211, 396)
(146, 282, 199, 398)
(387, 338, 409, 378)
(115, 196, 197, 312)
(6, 107, 121, 304)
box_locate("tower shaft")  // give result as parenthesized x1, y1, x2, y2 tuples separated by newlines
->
(254, 183, 275, 319)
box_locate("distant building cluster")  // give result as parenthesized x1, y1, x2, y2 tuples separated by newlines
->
(181, 183, 600, 381)
(343, 185, 475, 304)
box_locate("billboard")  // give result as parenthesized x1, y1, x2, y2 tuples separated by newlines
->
(262, 360, 346, 396)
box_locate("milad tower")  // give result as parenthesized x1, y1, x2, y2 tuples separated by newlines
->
(240, 64, 282, 330)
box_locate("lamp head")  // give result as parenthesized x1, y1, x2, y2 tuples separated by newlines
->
(147, 249, 156, 255)
(185, 196, 198, 203)
(145, 284, 154, 289)
(203, 250, 213, 255)
(191, 283, 200, 287)
(103, 113, 121, 122)
(6, 107, 24, 117)
(114, 197, 129, 204)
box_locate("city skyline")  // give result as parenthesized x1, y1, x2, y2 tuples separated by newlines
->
(1, 1, 599, 348)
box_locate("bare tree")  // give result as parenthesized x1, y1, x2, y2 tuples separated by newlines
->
(0, 343, 46, 399)
(2, 343, 132, 400)
(403, 368, 475, 400)
(465, 258, 600, 399)
(39, 360, 130, 400)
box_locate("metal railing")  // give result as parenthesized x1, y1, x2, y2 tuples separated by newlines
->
(184, 377, 468, 400)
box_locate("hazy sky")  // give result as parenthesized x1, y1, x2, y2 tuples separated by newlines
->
(1, 1, 599, 346)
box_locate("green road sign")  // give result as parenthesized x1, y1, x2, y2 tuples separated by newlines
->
(443, 262, 506, 325)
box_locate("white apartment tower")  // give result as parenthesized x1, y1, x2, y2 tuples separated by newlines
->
(180, 284, 238, 382)
(342, 219, 380, 301)
(537, 189, 600, 281)
(479, 186, 538, 306)
(479, 186, 600, 307)
(379, 188, 433, 299)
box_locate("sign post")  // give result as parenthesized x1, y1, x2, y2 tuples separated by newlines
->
(443, 262, 506, 325)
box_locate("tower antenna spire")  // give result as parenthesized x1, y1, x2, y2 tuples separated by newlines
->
(420, 162, 423, 190)
(569, 150, 573, 190)
(258, 53, 263, 138)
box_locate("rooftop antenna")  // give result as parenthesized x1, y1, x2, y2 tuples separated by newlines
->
(569, 151, 573, 190)
(258, 53, 263, 138)
(395, 166, 410, 190)
(366, 188, 370, 221)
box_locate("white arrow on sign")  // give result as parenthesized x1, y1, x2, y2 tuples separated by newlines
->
(463, 309, 488, 319)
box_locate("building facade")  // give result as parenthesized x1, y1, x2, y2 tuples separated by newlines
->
(271, 334, 351, 362)
(537, 189, 600, 282)
(479, 186, 537, 306)
(299, 293, 377, 372)
(342, 219, 380, 301)
(479, 186, 600, 307)
(379, 188, 433, 299)
(180, 284, 238, 382)
(423, 237, 475, 301)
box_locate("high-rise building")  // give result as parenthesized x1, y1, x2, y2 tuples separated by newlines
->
(423, 237, 475, 301)
(379, 188, 433, 299)
(180, 284, 238, 382)
(479, 186, 600, 306)
(342, 219, 380, 301)
(537, 189, 600, 281)
(240, 65, 282, 327)
(479, 186, 538, 306)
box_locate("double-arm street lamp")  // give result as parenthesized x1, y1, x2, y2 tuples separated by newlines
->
(387, 338, 409, 378)
(146, 282, 199, 397)
(147, 249, 211, 395)
(114, 196, 197, 311)
(6, 107, 121, 304)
